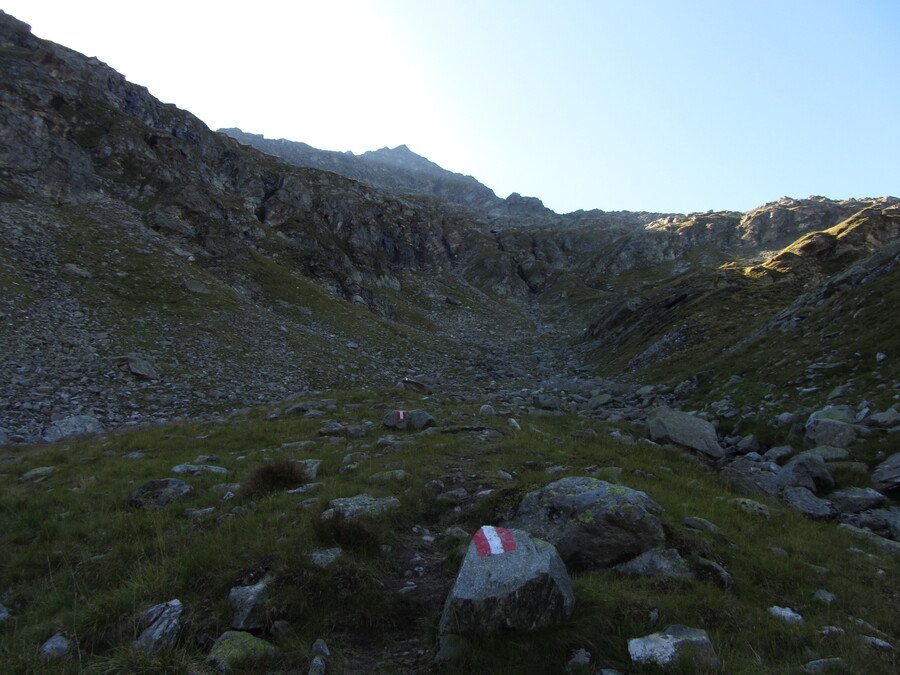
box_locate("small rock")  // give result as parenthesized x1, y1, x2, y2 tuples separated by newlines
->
(613, 547, 693, 580)
(764, 445, 795, 462)
(270, 620, 293, 638)
(682, 516, 724, 536)
(861, 635, 894, 651)
(308, 655, 326, 675)
(19, 466, 56, 483)
(133, 599, 183, 653)
(312, 638, 331, 658)
(768, 606, 803, 623)
(628, 624, 717, 669)
(694, 557, 734, 589)
(183, 278, 210, 294)
(730, 498, 770, 518)
(369, 469, 410, 484)
(802, 657, 847, 673)
(40, 632, 71, 658)
(171, 463, 228, 476)
(812, 589, 835, 605)
(438, 526, 575, 635)
(114, 353, 160, 380)
(127, 478, 193, 510)
(401, 377, 432, 395)
(308, 547, 343, 568)
(567, 647, 591, 671)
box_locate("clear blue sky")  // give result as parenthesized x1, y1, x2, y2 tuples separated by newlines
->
(5, 0, 898, 214)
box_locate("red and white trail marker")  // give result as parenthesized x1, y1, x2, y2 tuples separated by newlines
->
(473, 526, 517, 557)
(396, 410, 408, 421)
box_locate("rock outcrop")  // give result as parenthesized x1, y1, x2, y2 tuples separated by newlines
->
(508, 477, 665, 570)
(438, 526, 575, 635)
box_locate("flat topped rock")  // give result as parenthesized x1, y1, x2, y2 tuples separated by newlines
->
(320, 494, 400, 521)
(439, 526, 575, 636)
(647, 407, 723, 457)
(171, 463, 228, 475)
(629, 624, 717, 669)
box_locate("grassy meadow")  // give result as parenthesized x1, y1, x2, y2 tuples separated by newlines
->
(0, 388, 896, 673)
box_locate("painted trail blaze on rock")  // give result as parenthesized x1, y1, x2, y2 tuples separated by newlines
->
(473, 526, 517, 557)
(396, 410, 408, 421)
(438, 527, 575, 637)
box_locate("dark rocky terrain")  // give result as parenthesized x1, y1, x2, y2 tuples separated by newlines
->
(2, 5, 896, 446)
(1, 9, 898, 673)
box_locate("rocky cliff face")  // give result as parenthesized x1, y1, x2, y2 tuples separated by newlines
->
(0, 8, 898, 445)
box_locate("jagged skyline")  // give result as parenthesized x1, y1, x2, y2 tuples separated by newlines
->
(6, 0, 899, 215)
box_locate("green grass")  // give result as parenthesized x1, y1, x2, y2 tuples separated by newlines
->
(0, 390, 896, 673)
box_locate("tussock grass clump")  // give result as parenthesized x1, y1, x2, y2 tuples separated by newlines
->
(237, 459, 307, 499)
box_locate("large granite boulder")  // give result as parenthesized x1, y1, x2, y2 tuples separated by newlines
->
(507, 477, 665, 570)
(133, 599, 183, 653)
(828, 487, 886, 514)
(43, 415, 104, 443)
(400, 377, 432, 395)
(628, 624, 718, 669)
(40, 632, 71, 658)
(782, 487, 836, 519)
(647, 407, 723, 458)
(776, 453, 834, 494)
(805, 406, 859, 448)
(867, 408, 900, 429)
(873, 453, 900, 496)
(720, 457, 780, 497)
(381, 409, 435, 431)
(438, 526, 575, 635)
(852, 507, 900, 542)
